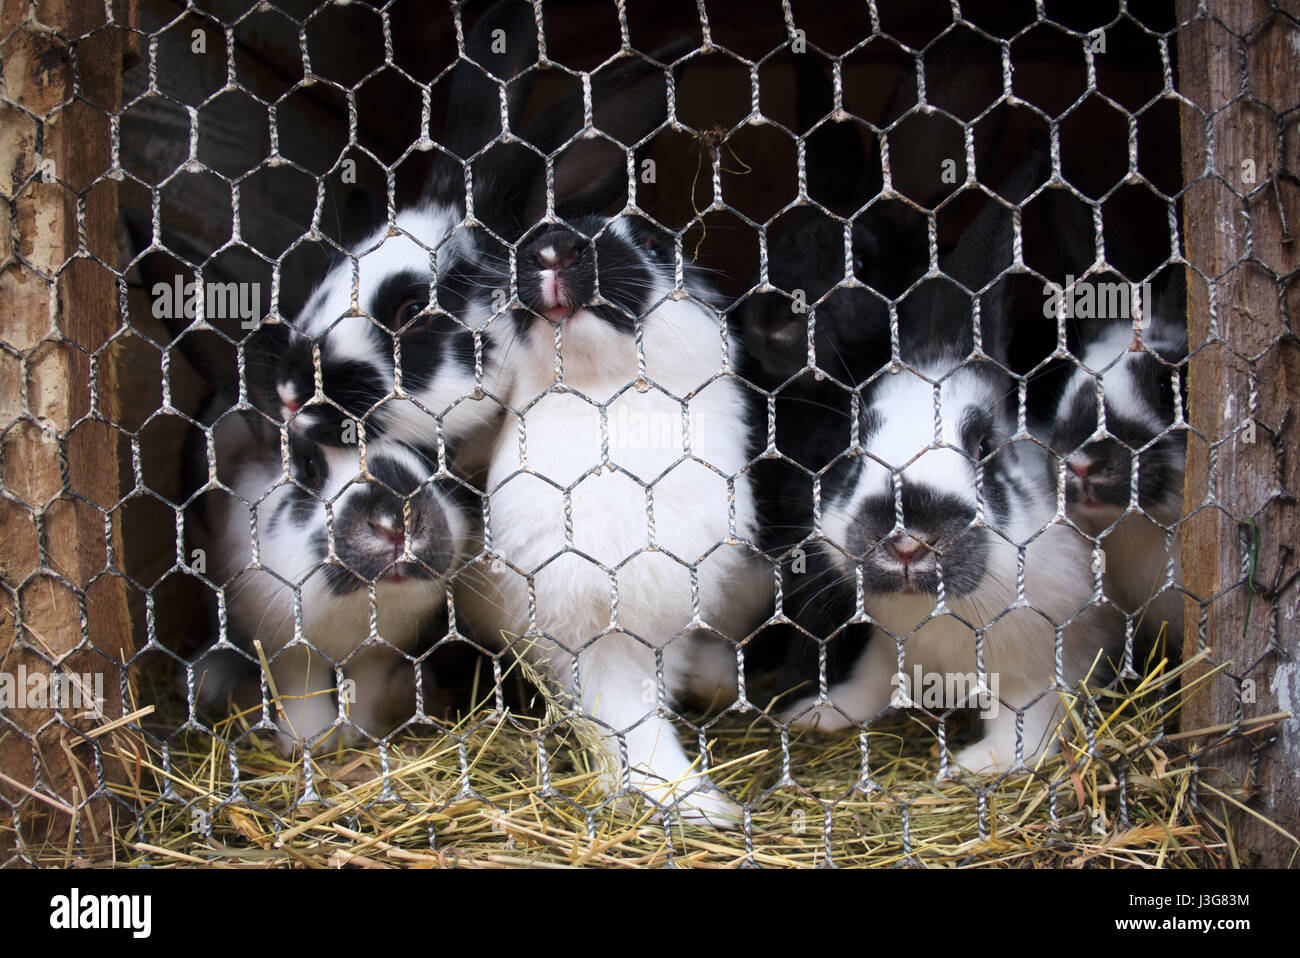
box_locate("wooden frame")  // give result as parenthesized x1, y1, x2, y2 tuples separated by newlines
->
(0, 0, 137, 863)
(1178, 0, 1299, 868)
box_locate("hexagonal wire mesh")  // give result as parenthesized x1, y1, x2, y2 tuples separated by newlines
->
(1, 0, 1296, 866)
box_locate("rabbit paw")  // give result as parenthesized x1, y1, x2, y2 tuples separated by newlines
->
(667, 787, 743, 829)
(782, 697, 858, 732)
(949, 739, 1019, 776)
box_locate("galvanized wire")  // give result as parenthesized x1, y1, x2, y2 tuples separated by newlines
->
(0, 0, 1293, 866)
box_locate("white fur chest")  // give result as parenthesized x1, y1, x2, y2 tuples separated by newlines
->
(468, 306, 762, 646)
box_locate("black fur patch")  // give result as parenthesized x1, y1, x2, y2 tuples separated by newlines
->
(320, 459, 456, 595)
(277, 325, 391, 444)
(282, 437, 329, 528)
(959, 407, 993, 460)
(515, 219, 657, 333)
(844, 486, 989, 599)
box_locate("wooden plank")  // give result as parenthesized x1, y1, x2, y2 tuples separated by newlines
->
(0, 0, 136, 864)
(1178, 1, 1300, 867)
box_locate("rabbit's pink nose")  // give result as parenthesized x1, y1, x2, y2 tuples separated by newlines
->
(1067, 457, 1094, 478)
(277, 386, 302, 414)
(536, 235, 582, 272)
(369, 519, 405, 547)
(887, 534, 929, 565)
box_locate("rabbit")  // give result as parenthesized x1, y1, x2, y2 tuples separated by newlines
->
(188, 406, 471, 752)
(125, 218, 482, 749)
(268, 211, 500, 456)
(740, 55, 927, 698)
(265, 0, 541, 471)
(454, 46, 770, 825)
(779, 142, 1120, 773)
(1045, 280, 1187, 641)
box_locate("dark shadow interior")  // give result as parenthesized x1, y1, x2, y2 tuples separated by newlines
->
(115, 0, 1185, 722)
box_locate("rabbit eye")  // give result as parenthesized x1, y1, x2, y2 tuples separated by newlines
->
(966, 432, 990, 461)
(961, 410, 995, 463)
(852, 251, 865, 273)
(294, 448, 325, 487)
(396, 297, 428, 329)
(644, 236, 666, 260)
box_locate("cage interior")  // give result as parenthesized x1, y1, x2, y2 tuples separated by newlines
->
(7, 0, 1296, 866)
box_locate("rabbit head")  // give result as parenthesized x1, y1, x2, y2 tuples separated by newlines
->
(270, 0, 541, 455)
(210, 414, 469, 644)
(1047, 301, 1187, 533)
(822, 138, 1053, 608)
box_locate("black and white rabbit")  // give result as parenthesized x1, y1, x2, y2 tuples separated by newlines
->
(269, 213, 501, 458)
(456, 50, 769, 824)
(781, 146, 1119, 772)
(267, 0, 540, 466)
(190, 409, 470, 751)
(740, 55, 926, 697)
(130, 223, 479, 750)
(1045, 277, 1187, 639)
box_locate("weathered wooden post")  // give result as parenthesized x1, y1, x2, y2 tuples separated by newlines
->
(0, 0, 136, 864)
(1178, 0, 1300, 867)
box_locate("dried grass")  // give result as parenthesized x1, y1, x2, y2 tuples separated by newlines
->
(7, 644, 1292, 868)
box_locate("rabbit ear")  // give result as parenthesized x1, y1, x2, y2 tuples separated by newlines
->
(880, 32, 1009, 212)
(1149, 268, 1188, 353)
(473, 41, 689, 238)
(959, 130, 1049, 360)
(427, 0, 539, 201)
(795, 55, 878, 216)
(341, 187, 384, 246)
(546, 41, 691, 218)
(902, 132, 1049, 368)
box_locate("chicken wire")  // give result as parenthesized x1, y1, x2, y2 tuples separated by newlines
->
(0, 0, 1295, 866)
